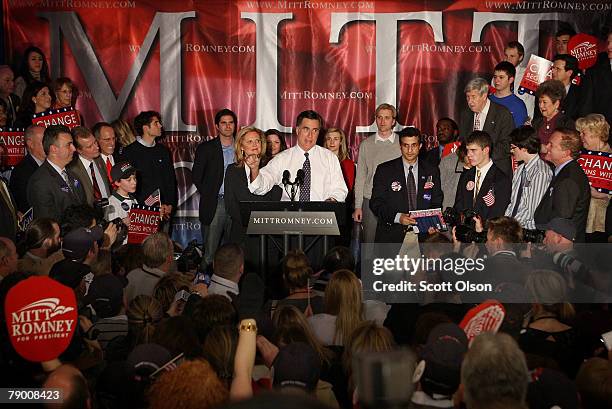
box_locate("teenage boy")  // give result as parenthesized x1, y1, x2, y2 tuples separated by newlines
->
(454, 131, 511, 222)
(489, 61, 528, 128)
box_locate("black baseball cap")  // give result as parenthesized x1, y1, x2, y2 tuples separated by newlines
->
(111, 161, 137, 181)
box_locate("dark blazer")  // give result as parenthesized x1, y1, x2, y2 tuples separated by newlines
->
(27, 160, 86, 220)
(579, 55, 612, 130)
(370, 157, 443, 243)
(67, 156, 112, 206)
(561, 84, 582, 121)
(0, 178, 17, 240)
(454, 163, 511, 221)
(224, 163, 282, 244)
(2, 94, 20, 128)
(419, 146, 442, 167)
(9, 154, 40, 213)
(459, 101, 514, 176)
(534, 160, 590, 242)
(192, 138, 225, 225)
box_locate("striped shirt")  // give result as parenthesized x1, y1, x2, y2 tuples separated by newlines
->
(504, 155, 552, 229)
(93, 315, 128, 350)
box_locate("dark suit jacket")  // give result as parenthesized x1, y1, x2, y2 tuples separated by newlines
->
(224, 164, 282, 244)
(0, 178, 17, 240)
(192, 138, 225, 225)
(562, 84, 582, 121)
(419, 146, 442, 167)
(370, 157, 443, 243)
(579, 55, 612, 132)
(67, 156, 112, 206)
(27, 161, 86, 220)
(9, 154, 40, 213)
(459, 101, 514, 176)
(534, 160, 590, 242)
(454, 163, 511, 221)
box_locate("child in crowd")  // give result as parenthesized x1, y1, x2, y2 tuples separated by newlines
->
(107, 161, 138, 225)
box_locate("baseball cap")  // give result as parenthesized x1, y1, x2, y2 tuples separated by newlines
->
(84, 274, 125, 318)
(126, 343, 172, 378)
(111, 161, 137, 181)
(62, 226, 104, 261)
(536, 218, 576, 242)
(273, 342, 321, 391)
(49, 259, 92, 289)
(419, 323, 468, 396)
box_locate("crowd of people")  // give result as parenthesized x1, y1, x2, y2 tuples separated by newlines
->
(0, 27, 611, 409)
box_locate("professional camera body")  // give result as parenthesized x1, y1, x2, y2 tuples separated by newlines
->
(442, 207, 487, 243)
(94, 198, 129, 247)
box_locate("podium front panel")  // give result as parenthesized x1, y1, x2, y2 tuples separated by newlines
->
(247, 211, 340, 235)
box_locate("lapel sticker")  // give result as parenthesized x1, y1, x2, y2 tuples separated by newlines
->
(466, 181, 475, 191)
(391, 181, 402, 191)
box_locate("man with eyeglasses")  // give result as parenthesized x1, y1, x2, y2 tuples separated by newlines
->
(246, 110, 348, 202)
(504, 126, 552, 229)
(123, 111, 177, 224)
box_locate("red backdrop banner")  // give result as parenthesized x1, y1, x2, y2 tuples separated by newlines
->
(4, 0, 611, 243)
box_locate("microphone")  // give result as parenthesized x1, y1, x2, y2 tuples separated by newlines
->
(282, 170, 291, 185)
(296, 169, 305, 185)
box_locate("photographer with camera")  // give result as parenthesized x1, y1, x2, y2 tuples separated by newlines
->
(482, 216, 530, 287)
(454, 131, 511, 223)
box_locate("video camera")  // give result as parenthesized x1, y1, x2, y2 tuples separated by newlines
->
(442, 207, 487, 243)
(94, 198, 129, 248)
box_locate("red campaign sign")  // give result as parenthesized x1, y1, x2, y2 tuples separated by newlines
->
(4, 276, 77, 362)
(518, 55, 552, 96)
(568, 33, 600, 71)
(577, 151, 612, 194)
(441, 141, 461, 159)
(0, 128, 25, 167)
(128, 204, 161, 244)
(32, 107, 81, 129)
(460, 300, 505, 344)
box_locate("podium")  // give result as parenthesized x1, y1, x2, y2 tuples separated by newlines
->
(239, 201, 346, 274)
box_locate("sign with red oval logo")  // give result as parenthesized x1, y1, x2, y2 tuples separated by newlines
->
(4, 276, 78, 362)
(568, 33, 599, 71)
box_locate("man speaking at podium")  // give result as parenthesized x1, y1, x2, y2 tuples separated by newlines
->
(246, 110, 348, 203)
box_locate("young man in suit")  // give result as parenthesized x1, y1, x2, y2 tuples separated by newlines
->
(9, 125, 45, 213)
(534, 128, 590, 242)
(459, 78, 514, 176)
(67, 126, 112, 206)
(370, 127, 443, 243)
(27, 125, 86, 220)
(192, 108, 236, 267)
(551, 54, 581, 120)
(454, 131, 511, 222)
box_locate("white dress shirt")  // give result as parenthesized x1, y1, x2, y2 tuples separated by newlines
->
(474, 159, 494, 194)
(79, 156, 110, 198)
(473, 99, 491, 131)
(248, 144, 348, 202)
(100, 153, 115, 167)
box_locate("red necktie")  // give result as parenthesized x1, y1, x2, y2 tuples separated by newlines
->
(90, 162, 102, 201)
(105, 157, 113, 182)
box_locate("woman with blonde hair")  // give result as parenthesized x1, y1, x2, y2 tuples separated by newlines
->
(112, 118, 137, 154)
(519, 269, 580, 378)
(224, 126, 282, 245)
(343, 321, 395, 398)
(309, 269, 363, 346)
(267, 250, 324, 316)
(576, 113, 611, 242)
(273, 304, 333, 366)
(324, 128, 355, 191)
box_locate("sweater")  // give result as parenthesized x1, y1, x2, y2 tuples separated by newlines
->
(122, 141, 177, 206)
(354, 134, 401, 208)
